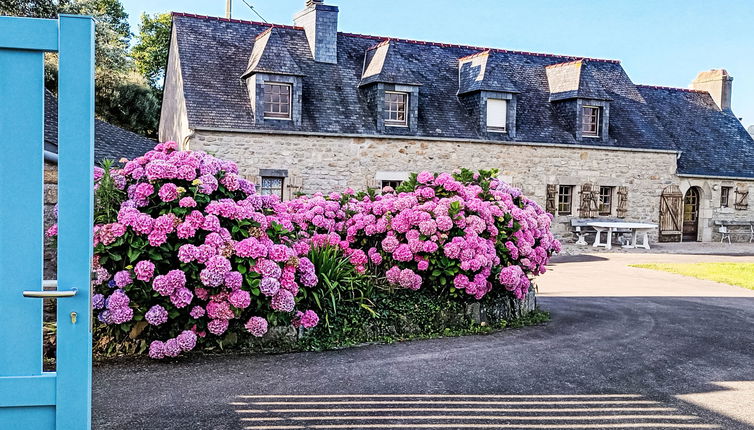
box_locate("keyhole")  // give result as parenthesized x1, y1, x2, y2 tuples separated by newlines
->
(70, 312, 77, 324)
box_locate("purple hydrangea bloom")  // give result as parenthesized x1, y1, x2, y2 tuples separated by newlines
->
(270, 289, 295, 312)
(259, 277, 280, 297)
(164, 338, 181, 358)
(145, 305, 168, 326)
(176, 330, 197, 352)
(148, 340, 165, 359)
(92, 293, 105, 310)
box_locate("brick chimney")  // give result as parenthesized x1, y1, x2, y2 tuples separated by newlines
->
(691, 69, 733, 111)
(293, 0, 339, 64)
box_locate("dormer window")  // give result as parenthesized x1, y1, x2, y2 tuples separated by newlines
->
(263, 83, 292, 120)
(582, 106, 601, 137)
(384, 91, 408, 126)
(486, 99, 508, 132)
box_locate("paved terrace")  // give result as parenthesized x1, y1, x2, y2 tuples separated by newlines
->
(93, 252, 754, 429)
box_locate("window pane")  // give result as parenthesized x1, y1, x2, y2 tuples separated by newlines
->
(582, 106, 600, 136)
(263, 83, 292, 119)
(261, 177, 284, 199)
(558, 185, 572, 214)
(385, 92, 408, 125)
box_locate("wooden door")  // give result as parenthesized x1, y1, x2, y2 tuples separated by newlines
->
(683, 187, 700, 241)
(659, 185, 683, 242)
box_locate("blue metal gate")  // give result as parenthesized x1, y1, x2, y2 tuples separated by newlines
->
(0, 15, 94, 430)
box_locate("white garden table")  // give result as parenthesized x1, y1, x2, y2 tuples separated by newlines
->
(588, 222, 658, 250)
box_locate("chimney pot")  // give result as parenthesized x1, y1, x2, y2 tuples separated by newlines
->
(691, 69, 733, 111)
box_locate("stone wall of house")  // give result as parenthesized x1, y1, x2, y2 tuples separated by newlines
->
(189, 131, 680, 241)
(681, 177, 754, 242)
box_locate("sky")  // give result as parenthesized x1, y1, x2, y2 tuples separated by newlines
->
(123, 0, 754, 128)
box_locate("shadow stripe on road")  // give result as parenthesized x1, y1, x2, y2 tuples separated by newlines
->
(232, 394, 719, 429)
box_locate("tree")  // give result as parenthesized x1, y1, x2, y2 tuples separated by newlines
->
(1, 0, 162, 138)
(131, 12, 172, 91)
(0, 0, 60, 17)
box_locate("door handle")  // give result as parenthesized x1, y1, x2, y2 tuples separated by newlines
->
(23, 290, 77, 298)
(23, 280, 77, 298)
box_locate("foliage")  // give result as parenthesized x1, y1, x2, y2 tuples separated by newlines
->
(49, 142, 559, 360)
(94, 159, 126, 225)
(297, 244, 381, 329)
(0, 0, 59, 18)
(50, 142, 321, 359)
(632, 263, 754, 290)
(94, 72, 160, 137)
(2, 0, 161, 138)
(131, 12, 172, 91)
(299, 288, 551, 352)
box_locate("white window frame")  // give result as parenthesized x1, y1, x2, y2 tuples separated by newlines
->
(486, 98, 507, 132)
(260, 176, 285, 199)
(263, 82, 292, 120)
(582, 105, 601, 137)
(384, 91, 409, 127)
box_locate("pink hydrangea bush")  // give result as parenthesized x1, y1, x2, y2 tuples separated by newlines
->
(50, 141, 559, 359)
(276, 169, 560, 301)
(61, 142, 321, 359)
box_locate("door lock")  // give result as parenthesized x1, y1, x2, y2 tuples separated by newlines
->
(70, 312, 78, 324)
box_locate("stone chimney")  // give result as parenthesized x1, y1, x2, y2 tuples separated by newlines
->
(293, 0, 339, 64)
(691, 69, 733, 111)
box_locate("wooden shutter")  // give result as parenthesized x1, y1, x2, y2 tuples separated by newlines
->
(286, 176, 303, 200)
(735, 186, 749, 210)
(579, 184, 592, 218)
(616, 186, 628, 218)
(546, 184, 557, 215)
(578, 183, 599, 218)
(659, 185, 683, 242)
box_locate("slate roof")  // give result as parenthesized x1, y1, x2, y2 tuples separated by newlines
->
(545, 60, 611, 102)
(169, 12, 754, 179)
(638, 85, 754, 178)
(243, 28, 303, 78)
(360, 40, 422, 87)
(458, 51, 518, 95)
(44, 91, 156, 163)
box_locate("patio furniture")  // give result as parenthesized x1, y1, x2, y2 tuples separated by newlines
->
(713, 221, 754, 243)
(571, 218, 631, 246)
(588, 221, 658, 250)
(719, 226, 732, 244)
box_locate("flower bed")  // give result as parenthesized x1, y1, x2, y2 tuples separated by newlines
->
(48, 142, 559, 359)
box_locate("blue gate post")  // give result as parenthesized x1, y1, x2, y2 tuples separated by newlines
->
(0, 14, 94, 430)
(56, 15, 95, 429)
(0, 17, 54, 428)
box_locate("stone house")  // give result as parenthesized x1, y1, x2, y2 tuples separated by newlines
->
(159, 0, 754, 242)
(44, 91, 155, 277)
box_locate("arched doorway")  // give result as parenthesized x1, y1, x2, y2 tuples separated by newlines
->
(683, 187, 701, 241)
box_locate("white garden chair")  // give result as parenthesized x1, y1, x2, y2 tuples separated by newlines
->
(719, 226, 732, 244)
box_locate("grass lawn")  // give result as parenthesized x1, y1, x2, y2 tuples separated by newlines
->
(631, 263, 754, 290)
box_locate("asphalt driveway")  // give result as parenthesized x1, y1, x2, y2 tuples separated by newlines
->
(93, 253, 754, 429)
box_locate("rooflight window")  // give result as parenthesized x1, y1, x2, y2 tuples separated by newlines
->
(263, 83, 292, 120)
(385, 91, 408, 126)
(582, 106, 601, 137)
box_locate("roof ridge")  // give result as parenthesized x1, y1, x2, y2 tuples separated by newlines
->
(457, 50, 491, 62)
(171, 12, 303, 31)
(171, 12, 621, 64)
(545, 59, 585, 68)
(636, 84, 707, 94)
